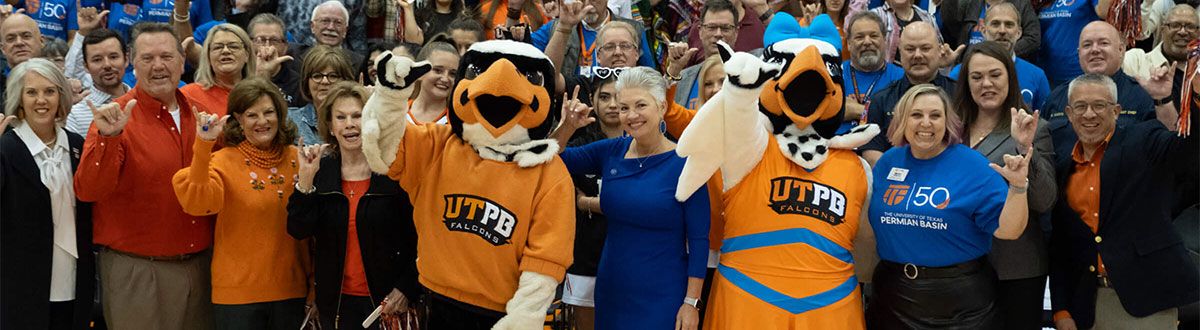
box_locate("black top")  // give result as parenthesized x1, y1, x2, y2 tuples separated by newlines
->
(286, 154, 420, 312)
(564, 75, 610, 276)
(861, 74, 958, 153)
(0, 129, 95, 330)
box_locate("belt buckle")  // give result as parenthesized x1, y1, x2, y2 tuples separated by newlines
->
(903, 263, 919, 279)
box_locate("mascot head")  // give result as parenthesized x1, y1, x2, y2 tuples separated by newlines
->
(757, 13, 845, 139)
(449, 40, 560, 154)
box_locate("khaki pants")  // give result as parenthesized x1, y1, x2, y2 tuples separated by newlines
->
(1092, 286, 1177, 330)
(99, 248, 214, 330)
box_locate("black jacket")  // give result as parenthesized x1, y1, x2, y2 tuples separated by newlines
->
(287, 154, 419, 315)
(1049, 118, 1200, 329)
(861, 75, 958, 153)
(939, 0, 1042, 60)
(0, 129, 95, 330)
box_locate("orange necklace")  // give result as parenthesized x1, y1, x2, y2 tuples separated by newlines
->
(238, 141, 294, 199)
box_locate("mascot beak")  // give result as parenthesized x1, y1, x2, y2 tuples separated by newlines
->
(760, 46, 843, 131)
(456, 58, 550, 138)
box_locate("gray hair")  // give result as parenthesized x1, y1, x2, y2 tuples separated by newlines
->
(248, 13, 286, 37)
(4, 58, 72, 123)
(846, 10, 886, 37)
(312, 0, 350, 22)
(1067, 73, 1120, 104)
(194, 24, 257, 88)
(597, 21, 641, 50)
(614, 66, 667, 104)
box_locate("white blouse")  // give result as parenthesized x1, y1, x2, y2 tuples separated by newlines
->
(14, 122, 78, 302)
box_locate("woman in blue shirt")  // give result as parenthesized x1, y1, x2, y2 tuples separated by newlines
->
(865, 84, 1034, 329)
(553, 67, 710, 330)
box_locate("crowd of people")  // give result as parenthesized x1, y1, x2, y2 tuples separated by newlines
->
(0, 0, 1197, 329)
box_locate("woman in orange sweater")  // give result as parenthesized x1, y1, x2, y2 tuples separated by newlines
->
(173, 77, 309, 328)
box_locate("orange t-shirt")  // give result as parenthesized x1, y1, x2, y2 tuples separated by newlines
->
(180, 83, 231, 117)
(342, 179, 372, 296)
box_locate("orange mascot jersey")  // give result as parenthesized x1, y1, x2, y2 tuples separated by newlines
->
(704, 135, 868, 329)
(387, 123, 576, 312)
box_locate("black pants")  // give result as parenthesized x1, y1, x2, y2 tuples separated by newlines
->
(995, 275, 1047, 330)
(320, 294, 380, 330)
(49, 300, 75, 330)
(866, 259, 1000, 330)
(213, 298, 306, 330)
(425, 293, 504, 330)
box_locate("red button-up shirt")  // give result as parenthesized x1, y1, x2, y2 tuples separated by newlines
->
(75, 86, 213, 256)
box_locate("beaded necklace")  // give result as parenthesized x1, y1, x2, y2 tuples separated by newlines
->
(238, 141, 296, 199)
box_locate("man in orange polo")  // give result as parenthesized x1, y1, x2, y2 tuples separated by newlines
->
(74, 22, 212, 330)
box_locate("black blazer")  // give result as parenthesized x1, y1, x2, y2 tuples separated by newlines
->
(1049, 118, 1200, 329)
(0, 128, 95, 330)
(286, 154, 419, 315)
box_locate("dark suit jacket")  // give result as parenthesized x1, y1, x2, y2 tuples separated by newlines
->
(1049, 118, 1200, 329)
(0, 128, 95, 330)
(974, 119, 1055, 280)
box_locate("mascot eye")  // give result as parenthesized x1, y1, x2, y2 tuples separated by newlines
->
(524, 71, 545, 86)
(464, 64, 481, 79)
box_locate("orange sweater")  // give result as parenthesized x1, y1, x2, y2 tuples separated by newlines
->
(388, 123, 575, 312)
(180, 83, 231, 117)
(173, 138, 310, 304)
(664, 85, 727, 251)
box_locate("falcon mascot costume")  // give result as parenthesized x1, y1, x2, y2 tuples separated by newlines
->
(673, 14, 880, 329)
(361, 40, 575, 329)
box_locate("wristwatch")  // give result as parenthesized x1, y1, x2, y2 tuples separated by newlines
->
(1155, 96, 1173, 106)
(684, 297, 701, 308)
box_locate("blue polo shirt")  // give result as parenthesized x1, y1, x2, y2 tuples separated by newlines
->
(949, 56, 1051, 111)
(869, 144, 1008, 267)
(838, 61, 905, 134)
(19, 0, 77, 41)
(1038, 0, 1101, 85)
(531, 18, 656, 70)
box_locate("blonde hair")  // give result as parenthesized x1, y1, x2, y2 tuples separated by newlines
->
(194, 24, 257, 88)
(697, 54, 724, 105)
(4, 58, 72, 123)
(886, 84, 963, 147)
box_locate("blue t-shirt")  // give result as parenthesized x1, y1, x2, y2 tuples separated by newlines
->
(531, 19, 657, 70)
(20, 0, 77, 41)
(949, 56, 1052, 111)
(869, 144, 1008, 267)
(838, 61, 905, 134)
(1038, 0, 1100, 84)
(967, 4, 988, 45)
(107, 0, 213, 41)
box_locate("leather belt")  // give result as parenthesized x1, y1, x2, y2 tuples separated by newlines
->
(880, 258, 986, 280)
(103, 247, 203, 262)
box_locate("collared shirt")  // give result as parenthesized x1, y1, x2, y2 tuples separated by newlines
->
(289, 104, 323, 145)
(74, 86, 213, 256)
(1122, 44, 1168, 81)
(1041, 70, 1154, 159)
(1055, 134, 1112, 323)
(66, 84, 127, 136)
(14, 122, 78, 301)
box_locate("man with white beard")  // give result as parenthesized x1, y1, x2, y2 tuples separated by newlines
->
(839, 11, 905, 132)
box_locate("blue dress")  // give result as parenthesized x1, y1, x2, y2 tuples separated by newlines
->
(560, 137, 710, 329)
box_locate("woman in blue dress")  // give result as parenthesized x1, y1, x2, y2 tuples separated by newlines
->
(553, 66, 710, 330)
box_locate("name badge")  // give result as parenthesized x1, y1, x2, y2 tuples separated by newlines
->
(887, 167, 909, 182)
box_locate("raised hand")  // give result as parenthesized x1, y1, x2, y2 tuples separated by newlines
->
(0, 5, 25, 26)
(666, 42, 699, 78)
(990, 147, 1032, 186)
(937, 43, 966, 69)
(68, 78, 89, 105)
(77, 7, 109, 35)
(1135, 61, 1177, 100)
(1009, 108, 1038, 155)
(0, 113, 15, 132)
(87, 99, 137, 137)
(193, 106, 229, 141)
(802, 2, 824, 21)
(559, 85, 595, 133)
(255, 44, 293, 77)
(296, 143, 329, 191)
(556, 0, 594, 29)
(375, 52, 432, 91)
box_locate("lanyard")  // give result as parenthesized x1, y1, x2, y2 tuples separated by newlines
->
(578, 14, 611, 66)
(850, 65, 887, 124)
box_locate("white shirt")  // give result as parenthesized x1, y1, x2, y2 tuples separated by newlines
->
(13, 122, 78, 302)
(1123, 44, 1169, 81)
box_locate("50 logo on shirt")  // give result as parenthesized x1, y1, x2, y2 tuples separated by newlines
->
(767, 177, 847, 225)
(882, 184, 951, 209)
(29, 0, 67, 20)
(442, 194, 517, 246)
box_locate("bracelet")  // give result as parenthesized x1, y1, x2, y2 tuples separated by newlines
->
(759, 9, 773, 22)
(506, 7, 522, 20)
(1009, 178, 1029, 194)
(1155, 96, 1173, 106)
(295, 182, 316, 194)
(174, 11, 190, 22)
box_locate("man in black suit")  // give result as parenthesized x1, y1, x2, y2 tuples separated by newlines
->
(1050, 72, 1200, 330)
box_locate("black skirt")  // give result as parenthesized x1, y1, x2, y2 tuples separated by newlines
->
(866, 258, 1001, 330)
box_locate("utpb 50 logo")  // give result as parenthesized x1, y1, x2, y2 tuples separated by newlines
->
(882, 184, 950, 209)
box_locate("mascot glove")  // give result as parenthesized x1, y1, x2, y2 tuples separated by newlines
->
(362, 52, 431, 174)
(491, 271, 557, 330)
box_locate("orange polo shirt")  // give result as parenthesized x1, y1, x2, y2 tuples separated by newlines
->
(1054, 135, 1112, 322)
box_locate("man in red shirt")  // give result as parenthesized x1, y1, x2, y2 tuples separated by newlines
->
(74, 22, 212, 330)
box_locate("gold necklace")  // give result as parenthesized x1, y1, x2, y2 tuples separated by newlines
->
(630, 140, 667, 168)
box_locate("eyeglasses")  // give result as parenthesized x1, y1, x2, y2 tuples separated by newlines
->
(701, 23, 736, 34)
(599, 42, 637, 53)
(1067, 101, 1116, 115)
(209, 42, 245, 52)
(252, 36, 285, 45)
(314, 17, 346, 27)
(309, 72, 343, 83)
(1163, 22, 1199, 33)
